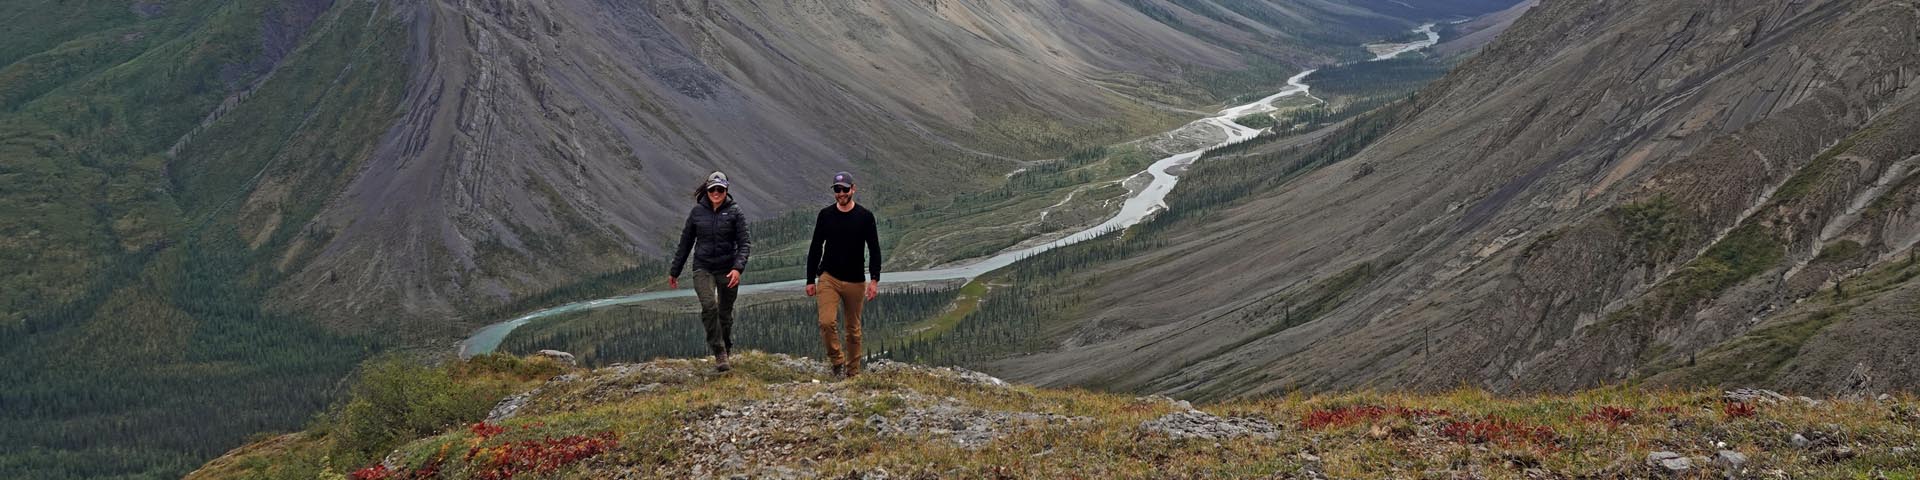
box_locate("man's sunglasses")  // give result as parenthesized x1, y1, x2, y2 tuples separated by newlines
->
(831, 185, 851, 193)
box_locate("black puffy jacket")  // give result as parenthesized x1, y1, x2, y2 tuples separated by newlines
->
(670, 195, 752, 277)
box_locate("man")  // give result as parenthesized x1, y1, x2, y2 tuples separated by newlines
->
(805, 171, 881, 378)
(669, 171, 751, 372)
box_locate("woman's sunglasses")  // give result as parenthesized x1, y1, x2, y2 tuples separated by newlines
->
(707, 186, 727, 193)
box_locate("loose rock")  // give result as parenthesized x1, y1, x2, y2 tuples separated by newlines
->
(1646, 451, 1691, 474)
(1724, 389, 1788, 404)
(1816, 447, 1856, 463)
(866, 360, 1011, 388)
(866, 398, 1089, 449)
(1139, 410, 1279, 440)
(1715, 450, 1747, 470)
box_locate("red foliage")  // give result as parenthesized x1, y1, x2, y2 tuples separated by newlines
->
(471, 422, 507, 439)
(1302, 405, 1453, 430)
(410, 457, 443, 479)
(1304, 405, 1390, 429)
(351, 457, 447, 480)
(1724, 401, 1758, 419)
(350, 464, 392, 480)
(1579, 406, 1637, 427)
(1654, 406, 1682, 415)
(468, 431, 620, 480)
(1440, 416, 1561, 451)
(356, 428, 617, 480)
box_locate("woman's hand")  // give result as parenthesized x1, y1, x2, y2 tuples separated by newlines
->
(726, 269, 741, 288)
(668, 276, 678, 289)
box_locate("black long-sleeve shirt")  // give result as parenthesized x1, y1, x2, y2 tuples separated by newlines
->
(806, 204, 881, 284)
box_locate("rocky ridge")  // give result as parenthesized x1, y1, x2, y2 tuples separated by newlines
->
(190, 352, 1920, 479)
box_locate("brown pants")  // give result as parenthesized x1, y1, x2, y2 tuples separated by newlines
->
(814, 273, 866, 374)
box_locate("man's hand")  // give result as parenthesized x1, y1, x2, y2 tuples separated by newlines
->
(865, 281, 878, 301)
(668, 276, 678, 289)
(726, 269, 741, 288)
(805, 284, 817, 297)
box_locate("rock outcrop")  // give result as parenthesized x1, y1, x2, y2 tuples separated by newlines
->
(187, 352, 1920, 479)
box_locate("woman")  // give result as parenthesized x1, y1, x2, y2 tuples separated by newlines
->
(668, 171, 752, 371)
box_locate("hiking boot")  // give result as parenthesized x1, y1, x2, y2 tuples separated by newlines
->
(830, 363, 844, 378)
(715, 352, 731, 372)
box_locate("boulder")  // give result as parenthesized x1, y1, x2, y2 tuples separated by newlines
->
(1646, 451, 1691, 474)
(486, 390, 538, 422)
(536, 349, 577, 365)
(1715, 450, 1747, 470)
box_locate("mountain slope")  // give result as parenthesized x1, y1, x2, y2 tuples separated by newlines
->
(1, 1, 393, 477)
(270, 0, 1521, 326)
(268, 0, 1240, 326)
(982, 0, 1920, 398)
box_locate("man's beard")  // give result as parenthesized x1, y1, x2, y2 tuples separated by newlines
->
(835, 195, 852, 206)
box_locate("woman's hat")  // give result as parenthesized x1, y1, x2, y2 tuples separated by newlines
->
(705, 171, 731, 190)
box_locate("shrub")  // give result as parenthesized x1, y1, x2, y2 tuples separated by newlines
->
(1579, 406, 1636, 427)
(1302, 405, 1451, 429)
(1440, 416, 1561, 451)
(329, 355, 501, 458)
(1613, 195, 1689, 262)
(1724, 402, 1758, 419)
(349, 464, 392, 480)
(457, 353, 568, 380)
(471, 422, 507, 439)
(1304, 405, 1390, 429)
(465, 432, 619, 480)
(353, 421, 615, 480)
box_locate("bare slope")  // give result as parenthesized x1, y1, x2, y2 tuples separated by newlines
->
(985, 0, 1920, 397)
(264, 0, 1509, 326)
(1432, 0, 1538, 58)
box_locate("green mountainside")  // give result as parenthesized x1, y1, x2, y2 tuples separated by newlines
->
(2, 0, 403, 477)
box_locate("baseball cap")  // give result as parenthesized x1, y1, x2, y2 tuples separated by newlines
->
(705, 171, 730, 189)
(831, 171, 854, 188)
